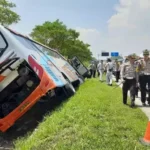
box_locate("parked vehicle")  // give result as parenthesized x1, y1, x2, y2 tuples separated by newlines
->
(0, 25, 81, 132)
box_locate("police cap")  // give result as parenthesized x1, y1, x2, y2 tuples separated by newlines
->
(143, 49, 149, 55)
(127, 53, 137, 59)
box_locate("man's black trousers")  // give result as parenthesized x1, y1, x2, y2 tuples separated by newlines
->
(115, 71, 120, 82)
(139, 75, 150, 104)
(122, 78, 136, 104)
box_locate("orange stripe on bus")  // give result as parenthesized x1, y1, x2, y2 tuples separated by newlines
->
(0, 75, 5, 82)
(0, 70, 56, 132)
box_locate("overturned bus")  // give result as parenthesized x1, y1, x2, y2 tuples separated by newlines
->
(0, 25, 81, 132)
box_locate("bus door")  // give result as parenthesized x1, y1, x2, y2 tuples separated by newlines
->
(70, 56, 89, 78)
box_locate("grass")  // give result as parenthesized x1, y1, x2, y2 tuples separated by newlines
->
(14, 78, 149, 150)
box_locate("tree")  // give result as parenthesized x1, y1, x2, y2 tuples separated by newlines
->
(0, 0, 20, 26)
(61, 40, 92, 61)
(30, 20, 69, 51)
(30, 20, 92, 62)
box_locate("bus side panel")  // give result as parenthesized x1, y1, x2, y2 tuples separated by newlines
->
(46, 55, 79, 81)
(39, 56, 66, 87)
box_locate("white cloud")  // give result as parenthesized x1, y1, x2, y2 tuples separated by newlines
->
(76, 27, 100, 41)
(76, 27, 102, 59)
(108, 0, 150, 34)
(77, 0, 150, 58)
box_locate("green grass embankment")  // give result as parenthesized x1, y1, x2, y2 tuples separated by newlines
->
(14, 78, 149, 150)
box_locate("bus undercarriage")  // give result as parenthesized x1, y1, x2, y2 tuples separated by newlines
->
(0, 61, 40, 119)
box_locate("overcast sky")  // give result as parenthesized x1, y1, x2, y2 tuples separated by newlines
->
(10, 0, 150, 58)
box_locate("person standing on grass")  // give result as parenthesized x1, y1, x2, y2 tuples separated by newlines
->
(137, 49, 150, 106)
(119, 61, 123, 70)
(119, 61, 123, 82)
(89, 62, 97, 78)
(96, 61, 100, 77)
(120, 54, 138, 108)
(88, 63, 92, 78)
(105, 58, 113, 86)
(97, 60, 104, 81)
(114, 59, 120, 82)
(134, 59, 140, 98)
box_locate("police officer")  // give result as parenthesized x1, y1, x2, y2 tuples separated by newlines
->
(121, 54, 138, 107)
(114, 59, 120, 82)
(97, 60, 104, 81)
(138, 49, 150, 106)
(134, 57, 141, 97)
(105, 58, 113, 86)
(89, 62, 97, 78)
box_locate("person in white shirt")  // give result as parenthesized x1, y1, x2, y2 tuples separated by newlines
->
(137, 49, 150, 106)
(88, 62, 97, 78)
(105, 58, 113, 86)
(97, 60, 104, 81)
(121, 54, 138, 107)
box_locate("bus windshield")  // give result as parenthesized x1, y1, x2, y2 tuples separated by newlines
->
(8, 29, 62, 60)
(32, 42, 61, 59)
(10, 32, 39, 52)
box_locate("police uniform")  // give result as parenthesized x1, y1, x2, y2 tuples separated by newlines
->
(121, 54, 137, 107)
(134, 59, 141, 97)
(114, 60, 120, 82)
(138, 50, 150, 106)
(105, 59, 113, 86)
(89, 63, 96, 78)
(97, 61, 104, 81)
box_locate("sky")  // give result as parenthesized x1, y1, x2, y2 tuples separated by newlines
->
(10, 0, 150, 58)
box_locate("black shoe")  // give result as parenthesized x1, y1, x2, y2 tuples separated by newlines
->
(142, 103, 146, 106)
(131, 101, 135, 108)
(109, 84, 112, 86)
(123, 101, 127, 105)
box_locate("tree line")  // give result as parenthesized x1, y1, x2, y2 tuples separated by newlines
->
(0, 0, 92, 62)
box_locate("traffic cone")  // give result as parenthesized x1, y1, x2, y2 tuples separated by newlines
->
(140, 121, 150, 146)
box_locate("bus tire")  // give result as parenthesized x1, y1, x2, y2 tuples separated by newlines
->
(18, 67, 29, 76)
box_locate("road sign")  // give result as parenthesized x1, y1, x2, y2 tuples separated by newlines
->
(101, 52, 109, 56)
(111, 52, 119, 57)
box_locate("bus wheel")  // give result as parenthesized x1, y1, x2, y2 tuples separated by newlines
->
(18, 67, 29, 76)
(64, 79, 76, 97)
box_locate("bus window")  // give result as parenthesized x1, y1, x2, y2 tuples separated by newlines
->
(0, 33, 8, 57)
(33, 43, 60, 59)
(0, 34, 6, 49)
(0, 34, 7, 50)
(10, 33, 38, 51)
